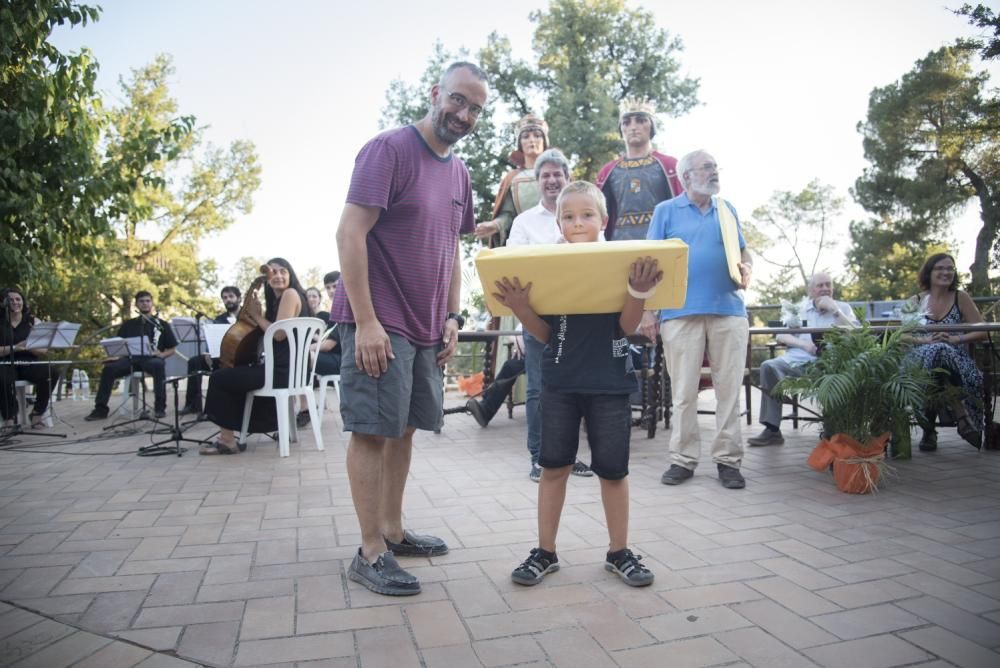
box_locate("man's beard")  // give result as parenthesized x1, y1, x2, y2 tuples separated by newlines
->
(689, 181, 720, 197)
(431, 105, 470, 145)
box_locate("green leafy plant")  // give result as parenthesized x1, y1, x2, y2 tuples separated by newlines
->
(775, 324, 933, 455)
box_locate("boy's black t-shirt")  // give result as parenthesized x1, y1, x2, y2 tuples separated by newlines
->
(540, 313, 636, 395)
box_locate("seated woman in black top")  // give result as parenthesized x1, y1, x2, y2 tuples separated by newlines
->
(200, 257, 309, 455)
(0, 289, 59, 429)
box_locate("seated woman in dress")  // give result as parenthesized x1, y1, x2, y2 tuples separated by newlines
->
(0, 288, 58, 429)
(906, 253, 987, 451)
(199, 257, 309, 455)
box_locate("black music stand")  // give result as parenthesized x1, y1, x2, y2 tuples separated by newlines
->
(101, 335, 172, 434)
(138, 373, 217, 457)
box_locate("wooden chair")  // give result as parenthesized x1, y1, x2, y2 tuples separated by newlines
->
(239, 317, 326, 457)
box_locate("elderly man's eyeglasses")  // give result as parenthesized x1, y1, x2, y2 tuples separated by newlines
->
(443, 90, 484, 119)
(689, 162, 720, 174)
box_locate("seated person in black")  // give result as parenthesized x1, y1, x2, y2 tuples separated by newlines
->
(0, 288, 60, 429)
(200, 257, 309, 455)
(180, 285, 241, 415)
(86, 291, 177, 420)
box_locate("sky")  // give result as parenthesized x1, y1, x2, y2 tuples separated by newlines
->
(51, 0, 997, 301)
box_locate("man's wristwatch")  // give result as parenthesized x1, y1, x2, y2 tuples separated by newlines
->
(446, 312, 465, 329)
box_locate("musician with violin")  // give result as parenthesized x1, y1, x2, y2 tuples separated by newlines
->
(199, 257, 309, 455)
(85, 291, 178, 421)
(0, 288, 60, 429)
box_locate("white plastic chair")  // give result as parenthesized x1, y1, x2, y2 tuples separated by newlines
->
(239, 317, 326, 457)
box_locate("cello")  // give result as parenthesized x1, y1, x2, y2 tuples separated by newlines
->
(219, 265, 271, 368)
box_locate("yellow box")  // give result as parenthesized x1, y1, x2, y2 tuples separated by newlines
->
(475, 240, 688, 316)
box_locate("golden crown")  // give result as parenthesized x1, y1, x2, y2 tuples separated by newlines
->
(619, 97, 656, 118)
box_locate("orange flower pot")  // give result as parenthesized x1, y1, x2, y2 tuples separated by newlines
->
(807, 432, 891, 494)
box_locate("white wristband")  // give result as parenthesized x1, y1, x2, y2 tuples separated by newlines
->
(627, 281, 657, 300)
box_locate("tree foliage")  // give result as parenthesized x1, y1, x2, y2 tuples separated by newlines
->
(854, 44, 999, 292)
(955, 3, 1000, 60)
(481, 0, 699, 179)
(841, 215, 949, 301)
(744, 180, 843, 303)
(0, 0, 107, 286)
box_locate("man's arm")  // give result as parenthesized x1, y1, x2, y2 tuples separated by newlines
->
(436, 242, 462, 367)
(738, 247, 753, 290)
(336, 202, 394, 378)
(776, 333, 816, 355)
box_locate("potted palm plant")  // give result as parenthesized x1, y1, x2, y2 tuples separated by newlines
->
(776, 324, 932, 493)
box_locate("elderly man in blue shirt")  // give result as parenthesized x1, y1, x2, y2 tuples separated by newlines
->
(646, 149, 753, 489)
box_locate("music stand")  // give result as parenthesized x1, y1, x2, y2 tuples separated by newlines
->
(100, 335, 172, 433)
(1, 321, 76, 442)
(138, 372, 217, 457)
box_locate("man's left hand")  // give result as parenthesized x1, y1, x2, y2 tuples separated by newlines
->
(437, 318, 459, 368)
(738, 262, 752, 289)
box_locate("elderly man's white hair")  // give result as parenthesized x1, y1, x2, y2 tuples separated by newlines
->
(807, 272, 833, 288)
(677, 149, 712, 178)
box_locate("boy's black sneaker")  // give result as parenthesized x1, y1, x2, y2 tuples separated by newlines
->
(605, 548, 654, 587)
(529, 464, 542, 483)
(571, 460, 594, 477)
(511, 547, 559, 586)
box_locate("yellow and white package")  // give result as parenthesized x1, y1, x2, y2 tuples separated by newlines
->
(476, 240, 688, 316)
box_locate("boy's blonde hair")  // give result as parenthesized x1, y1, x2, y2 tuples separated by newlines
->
(556, 181, 608, 221)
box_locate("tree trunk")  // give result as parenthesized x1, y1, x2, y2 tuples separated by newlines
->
(964, 167, 998, 294)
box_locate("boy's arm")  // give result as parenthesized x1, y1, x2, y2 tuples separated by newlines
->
(492, 277, 551, 343)
(620, 257, 662, 334)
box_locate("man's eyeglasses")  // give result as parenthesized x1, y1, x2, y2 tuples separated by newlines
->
(443, 90, 484, 119)
(690, 163, 720, 173)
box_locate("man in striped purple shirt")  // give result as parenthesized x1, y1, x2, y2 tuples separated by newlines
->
(332, 62, 488, 596)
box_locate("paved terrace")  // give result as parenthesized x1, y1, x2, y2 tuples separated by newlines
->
(0, 391, 999, 668)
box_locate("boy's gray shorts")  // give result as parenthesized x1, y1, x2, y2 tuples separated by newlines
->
(338, 324, 443, 438)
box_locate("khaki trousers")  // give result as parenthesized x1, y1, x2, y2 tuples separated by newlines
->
(661, 315, 749, 469)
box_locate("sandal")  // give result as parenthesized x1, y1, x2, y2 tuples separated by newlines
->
(30, 413, 46, 429)
(199, 440, 240, 456)
(957, 415, 983, 449)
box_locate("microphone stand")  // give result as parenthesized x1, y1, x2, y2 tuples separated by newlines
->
(139, 303, 217, 456)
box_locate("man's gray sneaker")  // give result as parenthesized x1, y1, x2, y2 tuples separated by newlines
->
(384, 530, 448, 557)
(660, 464, 694, 485)
(717, 463, 746, 489)
(571, 460, 594, 477)
(348, 549, 421, 596)
(747, 428, 784, 446)
(511, 547, 559, 586)
(529, 464, 542, 483)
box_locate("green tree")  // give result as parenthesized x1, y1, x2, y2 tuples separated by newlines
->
(745, 180, 844, 303)
(854, 44, 999, 292)
(96, 54, 261, 319)
(482, 0, 699, 179)
(0, 0, 108, 287)
(955, 3, 1000, 60)
(841, 215, 949, 301)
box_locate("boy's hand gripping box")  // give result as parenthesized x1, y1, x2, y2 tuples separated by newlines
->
(475, 240, 688, 316)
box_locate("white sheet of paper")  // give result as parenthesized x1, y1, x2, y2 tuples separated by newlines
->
(100, 336, 149, 357)
(203, 324, 230, 358)
(23, 322, 80, 349)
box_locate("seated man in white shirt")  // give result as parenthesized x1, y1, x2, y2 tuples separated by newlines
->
(749, 272, 858, 446)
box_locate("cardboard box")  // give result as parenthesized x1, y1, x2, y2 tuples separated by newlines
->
(475, 240, 688, 316)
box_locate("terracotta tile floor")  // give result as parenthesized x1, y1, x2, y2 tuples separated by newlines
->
(0, 390, 998, 667)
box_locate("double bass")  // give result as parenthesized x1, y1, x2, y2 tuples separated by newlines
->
(219, 265, 271, 368)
